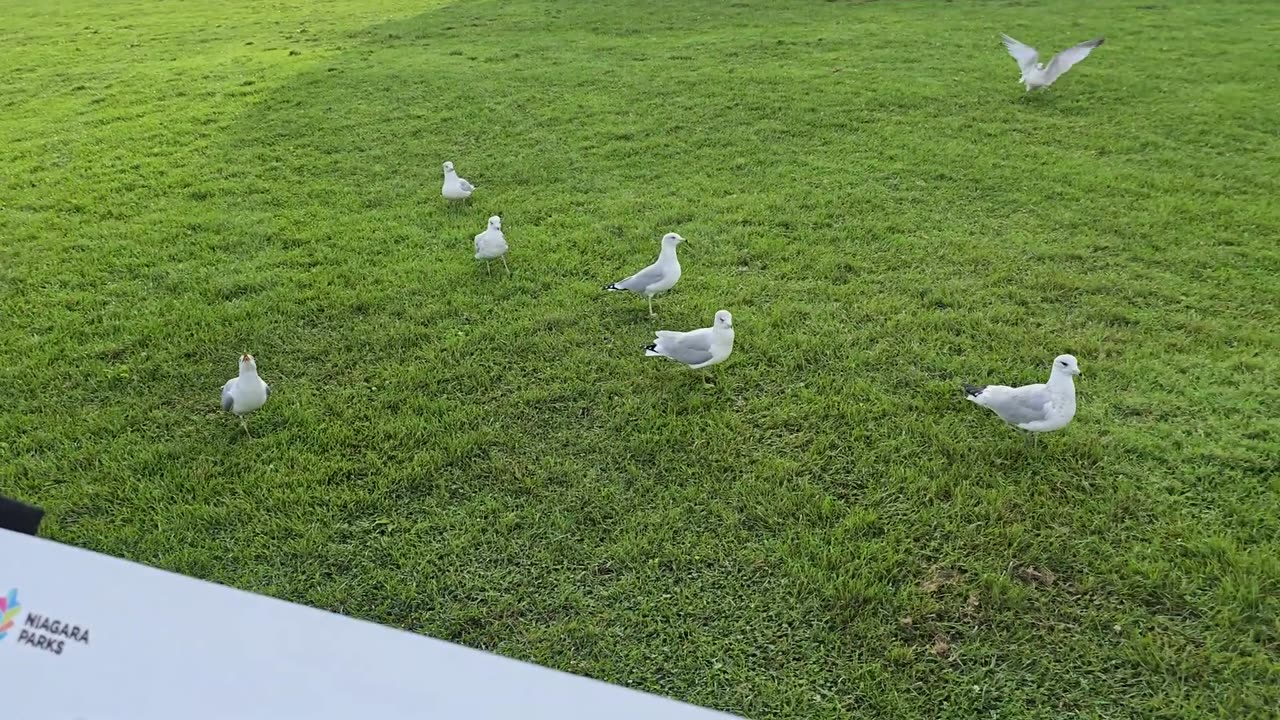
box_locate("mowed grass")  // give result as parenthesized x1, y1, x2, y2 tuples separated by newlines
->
(2, 0, 1278, 716)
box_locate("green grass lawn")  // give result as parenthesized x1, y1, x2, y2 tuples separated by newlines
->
(2, 0, 1277, 716)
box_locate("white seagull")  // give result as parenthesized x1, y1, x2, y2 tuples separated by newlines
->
(963, 354, 1081, 442)
(1001, 35, 1105, 92)
(474, 215, 510, 275)
(645, 310, 735, 370)
(221, 353, 271, 438)
(604, 232, 684, 317)
(441, 161, 475, 201)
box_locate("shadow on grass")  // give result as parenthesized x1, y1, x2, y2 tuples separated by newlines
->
(159, 3, 1280, 719)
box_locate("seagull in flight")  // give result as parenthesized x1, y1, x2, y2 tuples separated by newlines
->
(1001, 35, 1104, 92)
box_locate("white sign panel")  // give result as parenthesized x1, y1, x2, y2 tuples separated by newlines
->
(0, 530, 741, 719)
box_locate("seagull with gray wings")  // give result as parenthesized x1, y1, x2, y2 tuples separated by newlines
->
(645, 310, 735, 371)
(221, 353, 270, 438)
(474, 215, 510, 275)
(604, 232, 684, 317)
(1001, 35, 1104, 92)
(441, 161, 475, 201)
(963, 354, 1081, 443)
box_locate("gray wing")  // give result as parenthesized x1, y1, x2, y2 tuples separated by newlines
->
(458, 179, 475, 192)
(613, 262, 666, 292)
(1045, 37, 1103, 83)
(221, 380, 235, 412)
(1001, 34, 1039, 73)
(265, 384, 271, 398)
(987, 385, 1052, 425)
(660, 333, 714, 366)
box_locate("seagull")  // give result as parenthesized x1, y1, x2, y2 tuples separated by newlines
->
(604, 232, 684, 317)
(963, 354, 1081, 442)
(1001, 35, 1104, 92)
(474, 215, 510, 275)
(221, 353, 270, 438)
(645, 310, 735, 371)
(441, 161, 475, 201)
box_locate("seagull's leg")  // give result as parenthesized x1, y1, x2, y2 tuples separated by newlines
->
(485, 260, 491, 276)
(648, 296, 656, 317)
(501, 256, 511, 275)
(240, 417, 252, 439)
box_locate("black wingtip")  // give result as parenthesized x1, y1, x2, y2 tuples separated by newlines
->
(962, 384, 986, 397)
(643, 343, 657, 353)
(603, 283, 618, 291)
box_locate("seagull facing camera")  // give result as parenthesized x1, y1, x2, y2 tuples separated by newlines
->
(474, 214, 510, 275)
(442, 160, 476, 201)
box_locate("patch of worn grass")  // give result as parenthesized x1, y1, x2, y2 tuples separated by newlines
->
(2, 0, 1277, 717)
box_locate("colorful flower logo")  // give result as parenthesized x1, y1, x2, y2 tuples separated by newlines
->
(0, 589, 20, 642)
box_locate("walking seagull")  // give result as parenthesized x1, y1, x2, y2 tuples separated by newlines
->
(1001, 35, 1104, 92)
(441, 161, 475, 201)
(645, 310, 735, 370)
(604, 233, 684, 317)
(474, 215, 510, 275)
(221, 353, 271, 438)
(963, 354, 1081, 442)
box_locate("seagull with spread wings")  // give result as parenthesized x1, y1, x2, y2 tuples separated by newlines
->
(1001, 35, 1105, 92)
